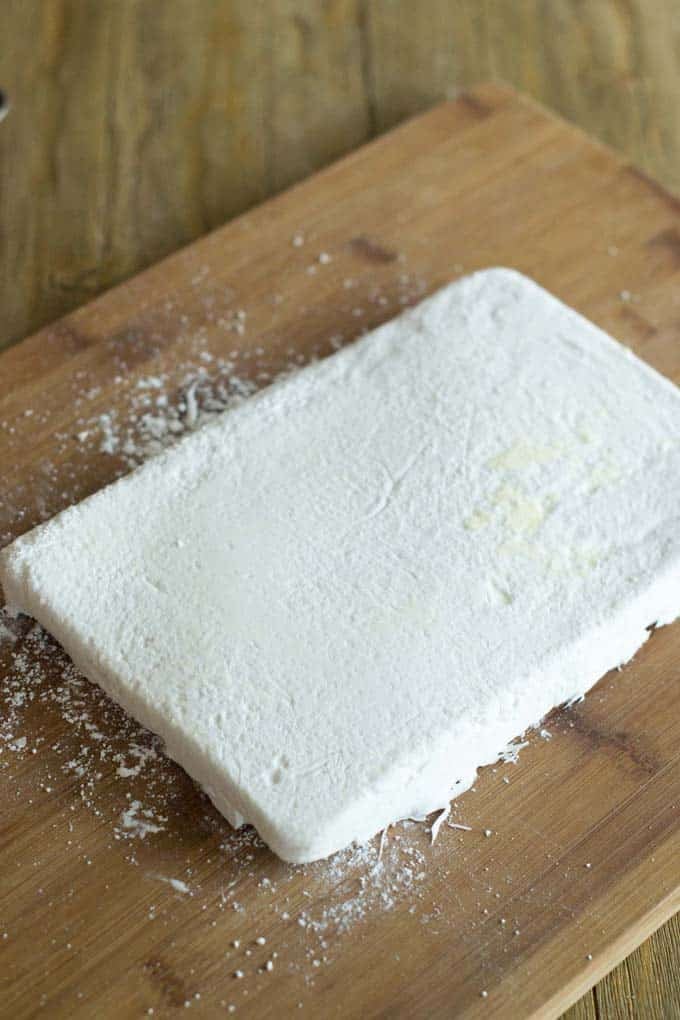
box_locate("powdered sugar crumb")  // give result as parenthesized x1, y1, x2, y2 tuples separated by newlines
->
(90, 366, 265, 466)
(150, 874, 191, 895)
(117, 799, 167, 839)
(114, 743, 159, 779)
(430, 807, 449, 845)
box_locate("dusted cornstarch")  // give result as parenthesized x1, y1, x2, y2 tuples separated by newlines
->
(2, 268, 679, 864)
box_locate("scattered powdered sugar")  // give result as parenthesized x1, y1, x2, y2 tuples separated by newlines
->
(90, 364, 263, 468)
(0, 617, 175, 809)
(117, 798, 167, 839)
(149, 874, 191, 895)
(115, 742, 160, 779)
(298, 835, 431, 935)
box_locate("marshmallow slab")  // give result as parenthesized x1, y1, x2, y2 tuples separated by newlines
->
(2, 268, 679, 863)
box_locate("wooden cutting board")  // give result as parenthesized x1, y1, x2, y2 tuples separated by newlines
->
(1, 82, 679, 1020)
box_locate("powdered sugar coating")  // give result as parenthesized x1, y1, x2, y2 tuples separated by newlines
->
(2, 268, 679, 862)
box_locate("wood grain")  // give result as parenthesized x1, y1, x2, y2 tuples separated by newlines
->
(2, 1, 680, 355)
(1, 84, 679, 1020)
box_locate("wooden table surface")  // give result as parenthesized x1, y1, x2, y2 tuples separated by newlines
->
(0, 4, 678, 1017)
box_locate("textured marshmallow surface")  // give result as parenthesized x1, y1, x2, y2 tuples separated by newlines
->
(2, 268, 680, 863)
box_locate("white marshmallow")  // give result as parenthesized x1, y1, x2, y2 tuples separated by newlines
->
(2, 268, 679, 862)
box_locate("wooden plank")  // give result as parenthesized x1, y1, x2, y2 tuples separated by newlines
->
(362, 0, 489, 129)
(364, 0, 680, 196)
(266, 0, 371, 191)
(1, 84, 679, 1020)
(0, 0, 273, 345)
